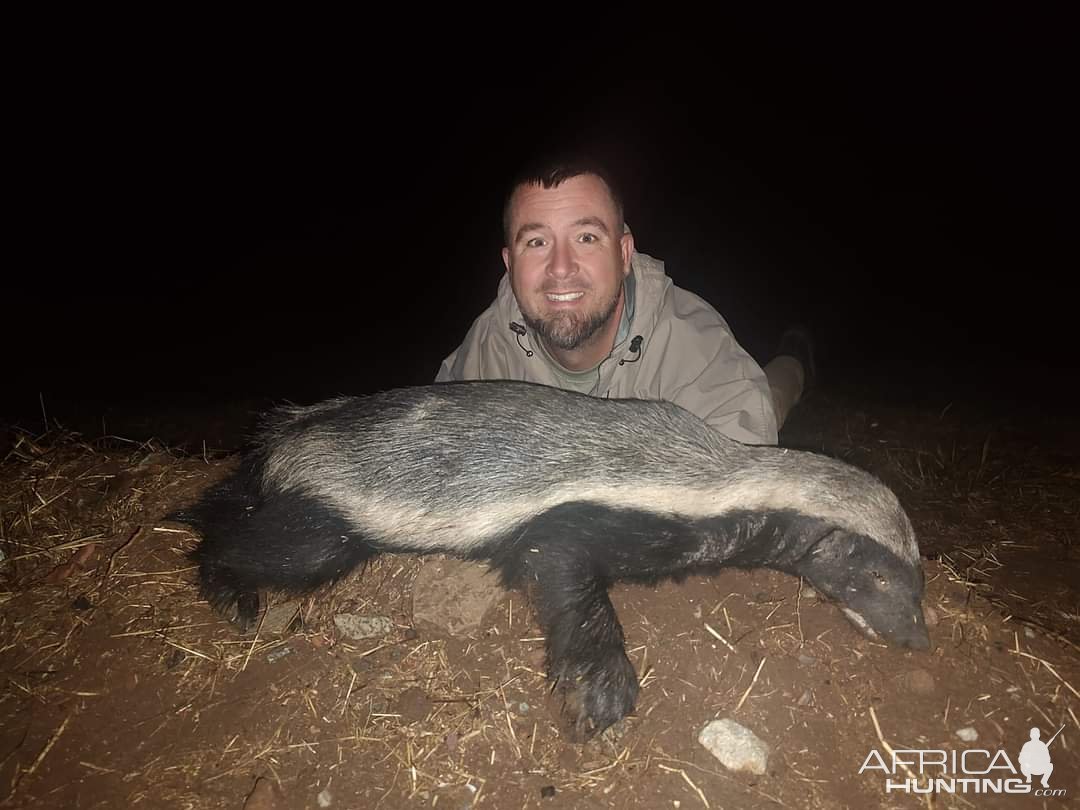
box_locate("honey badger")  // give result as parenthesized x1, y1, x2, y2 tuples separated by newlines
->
(178, 380, 929, 739)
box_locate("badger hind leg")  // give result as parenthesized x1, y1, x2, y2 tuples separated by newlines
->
(181, 472, 378, 631)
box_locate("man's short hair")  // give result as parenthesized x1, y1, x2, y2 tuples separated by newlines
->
(501, 153, 625, 246)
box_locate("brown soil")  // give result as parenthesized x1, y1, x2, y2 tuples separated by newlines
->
(1, 387, 1077, 809)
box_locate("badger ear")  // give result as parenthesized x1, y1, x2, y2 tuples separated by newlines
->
(806, 528, 855, 563)
(790, 528, 856, 596)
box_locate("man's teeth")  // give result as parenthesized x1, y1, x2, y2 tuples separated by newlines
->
(546, 292, 584, 301)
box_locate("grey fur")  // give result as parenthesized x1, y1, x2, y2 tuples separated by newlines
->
(255, 381, 920, 568)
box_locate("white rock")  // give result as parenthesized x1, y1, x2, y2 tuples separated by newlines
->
(333, 614, 393, 640)
(698, 719, 770, 775)
(955, 727, 979, 742)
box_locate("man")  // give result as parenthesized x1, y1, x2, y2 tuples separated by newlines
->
(1019, 727, 1054, 788)
(436, 157, 813, 445)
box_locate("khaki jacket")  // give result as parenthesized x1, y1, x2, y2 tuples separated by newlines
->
(435, 251, 778, 445)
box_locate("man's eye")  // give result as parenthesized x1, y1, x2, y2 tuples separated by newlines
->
(579, 233, 598, 244)
(525, 237, 545, 248)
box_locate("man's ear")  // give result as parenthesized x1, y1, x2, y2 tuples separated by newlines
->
(620, 231, 634, 276)
(502, 246, 511, 274)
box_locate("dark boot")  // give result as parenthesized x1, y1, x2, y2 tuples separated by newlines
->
(775, 325, 817, 394)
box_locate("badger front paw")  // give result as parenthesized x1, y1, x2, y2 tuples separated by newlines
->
(199, 568, 261, 632)
(551, 647, 639, 742)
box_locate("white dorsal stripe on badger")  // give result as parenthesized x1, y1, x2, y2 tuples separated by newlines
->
(257, 385, 919, 568)
(266, 453, 918, 566)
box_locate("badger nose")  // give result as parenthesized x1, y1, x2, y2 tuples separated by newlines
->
(904, 613, 931, 650)
(906, 627, 931, 650)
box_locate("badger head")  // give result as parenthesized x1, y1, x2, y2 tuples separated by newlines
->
(794, 529, 930, 650)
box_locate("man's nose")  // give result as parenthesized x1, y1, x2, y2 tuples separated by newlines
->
(547, 238, 576, 279)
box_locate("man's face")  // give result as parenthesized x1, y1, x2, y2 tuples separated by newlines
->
(502, 174, 633, 353)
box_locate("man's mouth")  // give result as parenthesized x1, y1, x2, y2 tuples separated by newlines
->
(545, 292, 585, 302)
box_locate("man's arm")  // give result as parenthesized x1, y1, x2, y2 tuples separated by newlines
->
(435, 349, 460, 382)
(434, 313, 515, 383)
(668, 346, 779, 445)
(653, 284, 779, 446)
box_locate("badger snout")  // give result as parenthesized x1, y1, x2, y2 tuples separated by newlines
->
(899, 609, 931, 650)
(841, 605, 930, 650)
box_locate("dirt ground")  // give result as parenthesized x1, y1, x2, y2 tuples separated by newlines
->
(1, 384, 1077, 809)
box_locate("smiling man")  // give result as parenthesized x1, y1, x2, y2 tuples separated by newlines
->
(504, 172, 633, 372)
(436, 156, 812, 446)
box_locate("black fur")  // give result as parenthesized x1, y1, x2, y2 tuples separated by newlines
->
(174, 381, 929, 740)
(180, 475, 378, 630)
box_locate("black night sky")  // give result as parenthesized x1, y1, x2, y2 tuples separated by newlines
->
(4, 28, 1075, 447)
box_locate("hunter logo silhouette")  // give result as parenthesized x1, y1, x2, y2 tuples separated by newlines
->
(1018, 724, 1064, 788)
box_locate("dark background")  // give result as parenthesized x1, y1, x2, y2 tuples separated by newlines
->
(4, 24, 1074, 445)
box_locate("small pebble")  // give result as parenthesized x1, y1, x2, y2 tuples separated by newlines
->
(261, 601, 302, 635)
(955, 727, 979, 742)
(266, 647, 294, 664)
(334, 614, 393, 640)
(898, 668, 936, 696)
(243, 777, 284, 810)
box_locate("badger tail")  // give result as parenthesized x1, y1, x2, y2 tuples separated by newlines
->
(174, 465, 378, 630)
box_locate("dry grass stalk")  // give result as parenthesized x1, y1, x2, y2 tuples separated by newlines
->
(1009, 650, 1080, 700)
(734, 657, 766, 712)
(653, 755, 789, 808)
(5, 534, 104, 563)
(703, 623, 737, 653)
(6, 711, 73, 799)
(867, 706, 932, 810)
(657, 763, 709, 808)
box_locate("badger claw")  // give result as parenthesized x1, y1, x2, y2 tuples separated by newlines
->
(551, 648, 639, 742)
(199, 571, 261, 632)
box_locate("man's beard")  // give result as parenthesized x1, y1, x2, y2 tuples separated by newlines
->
(521, 290, 621, 352)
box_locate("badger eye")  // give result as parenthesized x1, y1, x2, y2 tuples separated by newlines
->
(871, 570, 890, 588)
